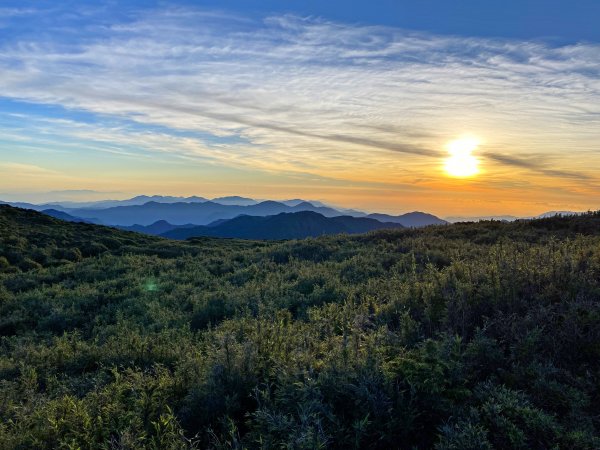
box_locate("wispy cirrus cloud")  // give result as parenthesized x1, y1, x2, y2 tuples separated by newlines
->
(1, 4, 599, 211)
(483, 153, 594, 181)
(0, 162, 60, 175)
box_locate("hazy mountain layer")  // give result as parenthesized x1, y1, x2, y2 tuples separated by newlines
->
(65, 201, 345, 226)
(367, 211, 448, 227)
(3, 196, 451, 228)
(162, 211, 404, 240)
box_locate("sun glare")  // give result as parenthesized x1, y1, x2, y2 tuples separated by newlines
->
(444, 137, 480, 178)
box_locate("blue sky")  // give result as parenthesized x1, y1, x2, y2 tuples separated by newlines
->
(3, 0, 598, 42)
(201, 0, 600, 42)
(1, 1, 599, 215)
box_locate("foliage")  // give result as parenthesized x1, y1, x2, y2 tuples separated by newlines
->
(1, 205, 600, 448)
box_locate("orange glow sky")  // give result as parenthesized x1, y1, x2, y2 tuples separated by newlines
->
(1, 4, 599, 217)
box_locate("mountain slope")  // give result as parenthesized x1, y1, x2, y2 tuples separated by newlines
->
(367, 211, 448, 227)
(162, 211, 404, 240)
(0, 200, 67, 212)
(0, 205, 262, 273)
(118, 220, 197, 235)
(41, 209, 101, 224)
(0, 205, 160, 271)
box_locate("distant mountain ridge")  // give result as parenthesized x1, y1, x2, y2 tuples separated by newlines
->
(211, 196, 258, 206)
(51, 195, 209, 209)
(118, 220, 197, 235)
(64, 200, 345, 226)
(0, 200, 65, 212)
(162, 211, 404, 240)
(41, 209, 99, 224)
(62, 200, 447, 228)
(2, 196, 208, 211)
(367, 212, 448, 227)
(2, 195, 448, 229)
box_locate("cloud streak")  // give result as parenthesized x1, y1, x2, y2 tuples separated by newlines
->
(483, 153, 594, 181)
(0, 4, 599, 208)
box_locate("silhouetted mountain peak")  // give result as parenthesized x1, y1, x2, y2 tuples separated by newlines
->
(367, 211, 448, 227)
(255, 200, 285, 206)
(162, 211, 403, 240)
(212, 196, 258, 205)
(292, 201, 317, 208)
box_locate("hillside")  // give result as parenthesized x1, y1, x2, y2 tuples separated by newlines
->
(162, 211, 404, 240)
(0, 205, 262, 272)
(41, 208, 92, 223)
(1, 204, 600, 449)
(41, 208, 105, 225)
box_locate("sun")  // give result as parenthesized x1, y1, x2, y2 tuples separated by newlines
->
(444, 137, 480, 177)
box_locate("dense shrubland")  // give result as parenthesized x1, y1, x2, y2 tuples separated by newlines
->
(1, 205, 600, 449)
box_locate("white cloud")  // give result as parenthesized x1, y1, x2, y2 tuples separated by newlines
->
(0, 162, 60, 176)
(1, 8, 599, 187)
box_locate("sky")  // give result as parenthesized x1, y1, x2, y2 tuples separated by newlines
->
(1, 0, 599, 216)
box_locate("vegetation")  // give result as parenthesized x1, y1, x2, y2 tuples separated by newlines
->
(1, 204, 600, 449)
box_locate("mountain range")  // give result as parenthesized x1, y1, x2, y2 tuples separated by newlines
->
(64, 201, 345, 226)
(4, 195, 588, 242)
(1, 195, 451, 240)
(366, 212, 447, 227)
(162, 211, 404, 240)
(2, 196, 448, 226)
(0, 195, 326, 210)
(40, 207, 407, 240)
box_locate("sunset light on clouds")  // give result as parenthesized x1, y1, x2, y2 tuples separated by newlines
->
(1, 1, 599, 217)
